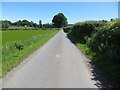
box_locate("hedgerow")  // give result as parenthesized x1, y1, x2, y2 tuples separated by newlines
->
(87, 20, 120, 82)
(69, 22, 97, 43)
(63, 26, 72, 33)
(67, 20, 120, 85)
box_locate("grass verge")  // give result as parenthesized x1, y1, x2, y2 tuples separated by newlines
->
(2, 30, 59, 77)
(67, 34, 120, 86)
(76, 43, 96, 61)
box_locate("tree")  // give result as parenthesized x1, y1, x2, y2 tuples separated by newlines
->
(32, 23, 38, 27)
(14, 20, 22, 26)
(29, 21, 34, 27)
(2, 22, 9, 28)
(111, 19, 113, 21)
(52, 13, 68, 28)
(2, 20, 12, 28)
(43, 23, 52, 28)
(39, 20, 42, 28)
(21, 20, 29, 27)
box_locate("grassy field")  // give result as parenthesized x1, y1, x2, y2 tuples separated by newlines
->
(1, 29, 59, 77)
(2, 30, 53, 45)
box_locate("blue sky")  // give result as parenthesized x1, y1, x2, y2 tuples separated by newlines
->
(118, 1, 120, 18)
(2, 2, 118, 24)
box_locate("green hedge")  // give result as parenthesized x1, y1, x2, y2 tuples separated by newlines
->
(69, 22, 97, 43)
(67, 20, 120, 84)
(88, 20, 120, 62)
(63, 26, 72, 33)
(85, 21, 107, 27)
(87, 20, 120, 82)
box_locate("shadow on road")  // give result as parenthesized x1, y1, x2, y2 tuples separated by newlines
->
(65, 34, 119, 88)
(89, 61, 114, 88)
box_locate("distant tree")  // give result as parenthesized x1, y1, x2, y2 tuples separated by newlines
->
(43, 23, 52, 28)
(2, 22, 9, 28)
(33, 23, 38, 27)
(111, 19, 113, 21)
(52, 13, 68, 28)
(29, 21, 34, 27)
(1, 20, 39, 28)
(21, 20, 29, 27)
(39, 20, 42, 28)
(2, 20, 12, 28)
(101, 20, 108, 23)
(14, 20, 22, 26)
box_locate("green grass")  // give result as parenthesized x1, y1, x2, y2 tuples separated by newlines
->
(1, 27, 60, 31)
(68, 34, 120, 85)
(2, 30, 52, 45)
(2, 30, 59, 77)
(1, 27, 41, 31)
(76, 43, 120, 84)
(76, 43, 96, 60)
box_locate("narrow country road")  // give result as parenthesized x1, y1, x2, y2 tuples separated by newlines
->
(3, 30, 100, 88)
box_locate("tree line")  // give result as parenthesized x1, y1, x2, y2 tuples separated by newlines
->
(0, 20, 53, 28)
(1, 13, 68, 29)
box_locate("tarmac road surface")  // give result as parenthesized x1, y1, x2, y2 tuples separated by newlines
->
(3, 30, 99, 88)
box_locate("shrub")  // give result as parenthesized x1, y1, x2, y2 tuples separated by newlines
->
(15, 42, 24, 50)
(87, 20, 120, 82)
(69, 22, 96, 43)
(42, 28, 47, 30)
(85, 21, 107, 27)
(88, 20, 120, 57)
(63, 26, 72, 33)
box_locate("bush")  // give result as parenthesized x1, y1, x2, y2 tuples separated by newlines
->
(88, 20, 120, 58)
(87, 20, 120, 83)
(85, 21, 107, 27)
(63, 26, 72, 33)
(69, 22, 96, 43)
(67, 20, 120, 84)
(42, 28, 47, 30)
(15, 42, 24, 50)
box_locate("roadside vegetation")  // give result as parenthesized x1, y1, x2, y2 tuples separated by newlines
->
(0, 13, 67, 30)
(64, 20, 120, 84)
(1, 29, 59, 77)
(1, 13, 67, 77)
(2, 29, 58, 45)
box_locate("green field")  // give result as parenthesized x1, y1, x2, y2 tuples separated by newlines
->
(1, 29, 59, 77)
(2, 30, 52, 45)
